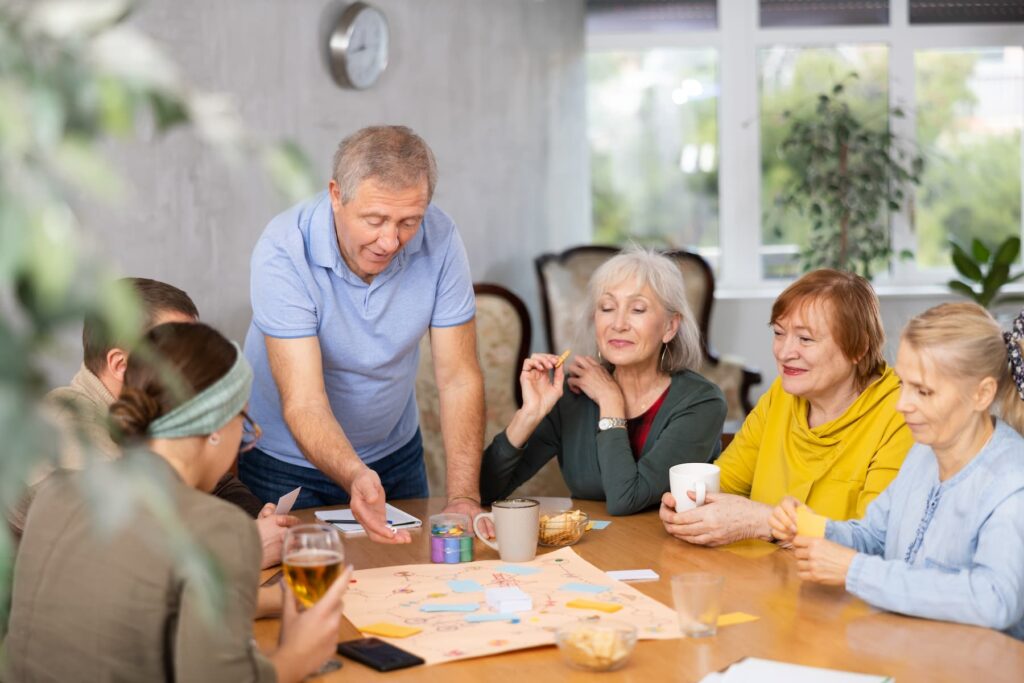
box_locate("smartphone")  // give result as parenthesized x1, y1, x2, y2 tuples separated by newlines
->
(336, 637, 425, 672)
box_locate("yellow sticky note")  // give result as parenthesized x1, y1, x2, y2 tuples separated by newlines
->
(359, 622, 423, 638)
(566, 599, 623, 613)
(796, 505, 827, 538)
(717, 612, 760, 627)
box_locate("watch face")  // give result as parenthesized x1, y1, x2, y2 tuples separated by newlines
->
(344, 5, 389, 89)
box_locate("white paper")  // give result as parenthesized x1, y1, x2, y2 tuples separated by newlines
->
(274, 486, 301, 515)
(606, 569, 660, 581)
(711, 658, 892, 683)
(314, 503, 422, 535)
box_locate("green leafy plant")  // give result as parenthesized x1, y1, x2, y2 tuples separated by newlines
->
(949, 237, 1024, 309)
(771, 74, 924, 279)
(0, 0, 315, 632)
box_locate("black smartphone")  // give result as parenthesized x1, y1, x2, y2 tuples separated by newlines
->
(336, 637, 425, 672)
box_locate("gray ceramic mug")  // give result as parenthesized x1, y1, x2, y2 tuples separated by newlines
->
(473, 498, 540, 562)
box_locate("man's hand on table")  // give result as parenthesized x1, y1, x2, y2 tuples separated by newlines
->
(444, 496, 492, 539)
(349, 467, 412, 544)
(256, 503, 301, 569)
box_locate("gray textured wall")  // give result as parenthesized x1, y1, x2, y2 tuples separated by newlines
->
(65, 0, 587, 380)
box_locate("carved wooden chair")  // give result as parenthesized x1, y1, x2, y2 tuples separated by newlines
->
(416, 283, 570, 499)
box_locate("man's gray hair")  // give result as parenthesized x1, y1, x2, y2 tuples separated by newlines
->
(332, 125, 438, 203)
(575, 247, 703, 373)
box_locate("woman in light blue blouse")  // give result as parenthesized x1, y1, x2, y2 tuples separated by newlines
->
(771, 302, 1024, 639)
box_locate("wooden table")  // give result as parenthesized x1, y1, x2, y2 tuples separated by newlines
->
(255, 498, 1024, 682)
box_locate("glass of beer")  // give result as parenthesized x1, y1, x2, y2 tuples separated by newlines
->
(282, 523, 346, 673)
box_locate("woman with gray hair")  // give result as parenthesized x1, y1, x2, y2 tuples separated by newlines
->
(480, 248, 727, 515)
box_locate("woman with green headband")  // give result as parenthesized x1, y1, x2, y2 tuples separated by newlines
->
(5, 322, 346, 682)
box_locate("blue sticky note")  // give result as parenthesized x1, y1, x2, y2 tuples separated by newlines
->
(420, 603, 479, 613)
(465, 613, 520, 623)
(590, 520, 612, 530)
(497, 564, 541, 576)
(559, 582, 610, 594)
(448, 579, 484, 593)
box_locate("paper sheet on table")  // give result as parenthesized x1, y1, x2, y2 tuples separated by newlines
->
(343, 547, 680, 665)
(700, 657, 892, 682)
(274, 487, 301, 515)
(315, 504, 421, 535)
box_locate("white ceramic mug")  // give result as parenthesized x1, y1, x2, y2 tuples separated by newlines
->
(473, 498, 539, 562)
(669, 463, 720, 513)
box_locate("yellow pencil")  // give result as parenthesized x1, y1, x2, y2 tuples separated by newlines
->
(554, 348, 571, 368)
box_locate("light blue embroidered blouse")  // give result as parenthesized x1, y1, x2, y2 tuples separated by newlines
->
(826, 419, 1024, 639)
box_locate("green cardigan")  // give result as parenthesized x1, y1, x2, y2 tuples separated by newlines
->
(480, 370, 727, 515)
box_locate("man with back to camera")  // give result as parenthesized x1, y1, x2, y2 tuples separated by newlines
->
(9, 278, 297, 576)
(240, 125, 487, 543)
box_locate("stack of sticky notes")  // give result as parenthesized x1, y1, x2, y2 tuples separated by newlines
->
(485, 587, 532, 612)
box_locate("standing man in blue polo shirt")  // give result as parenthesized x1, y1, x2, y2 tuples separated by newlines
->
(240, 126, 486, 543)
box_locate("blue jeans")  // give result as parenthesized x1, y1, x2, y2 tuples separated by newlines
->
(238, 429, 429, 510)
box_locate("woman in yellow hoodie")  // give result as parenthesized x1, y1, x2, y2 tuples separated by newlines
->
(660, 269, 912, 546)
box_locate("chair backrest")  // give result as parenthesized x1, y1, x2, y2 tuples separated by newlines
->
(534, 245, 714, 356)
(416, 283, 532, 497)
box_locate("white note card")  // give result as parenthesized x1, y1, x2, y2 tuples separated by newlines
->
(606, 569, 659, 582)
(275, 487, 301, 515)
(315, 504, 422, 535)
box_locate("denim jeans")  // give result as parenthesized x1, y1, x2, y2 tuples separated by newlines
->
(238, 428, 429, 510)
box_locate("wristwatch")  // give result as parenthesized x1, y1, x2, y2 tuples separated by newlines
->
(597, 417, 628, 431)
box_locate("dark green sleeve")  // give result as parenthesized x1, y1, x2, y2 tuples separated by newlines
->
(480, 405, 563, 505)
(596, 380, 726, 516)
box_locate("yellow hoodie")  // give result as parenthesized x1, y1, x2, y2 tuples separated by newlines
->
(716, 366, 912, 520)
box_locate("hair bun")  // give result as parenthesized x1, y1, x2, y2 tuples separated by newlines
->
(109, 386, 163, 443)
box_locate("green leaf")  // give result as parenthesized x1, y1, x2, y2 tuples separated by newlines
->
(948, 279, 979, 302)
(951, 243, 983, 282)
(898, 249, 914, 261)
(971, 238, 991, 263)
(994, 237, 1021, 266)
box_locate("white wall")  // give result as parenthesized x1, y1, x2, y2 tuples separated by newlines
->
(57, 0, 587, 381)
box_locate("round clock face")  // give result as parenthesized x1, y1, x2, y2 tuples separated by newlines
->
(341, 4, 389, 90)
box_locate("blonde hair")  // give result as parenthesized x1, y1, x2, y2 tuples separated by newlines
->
(575, 247, 702, 373)
(901, 302, 1024, 434)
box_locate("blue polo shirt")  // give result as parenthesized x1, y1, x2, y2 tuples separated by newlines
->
(243, 191, 475, 468)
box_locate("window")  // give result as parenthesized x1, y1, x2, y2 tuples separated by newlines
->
(586, 0, 1024, 288)
(914, 48, 1023, 268)
(760, 0, 888, 27)
(760, 45, 890, 278)
(587, 0, 717, 33)
(588, 49, 720, 255)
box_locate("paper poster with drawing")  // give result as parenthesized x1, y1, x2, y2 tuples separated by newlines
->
(342, 546, 681, 665)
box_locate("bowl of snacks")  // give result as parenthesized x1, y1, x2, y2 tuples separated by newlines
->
(538, 509, 589, 547)
(555, 620, 637, 672)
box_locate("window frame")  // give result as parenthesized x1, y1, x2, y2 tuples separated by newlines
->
(586, 0, 1024, 292)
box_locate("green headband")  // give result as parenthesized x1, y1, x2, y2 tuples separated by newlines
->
(147, 342, 253, 439)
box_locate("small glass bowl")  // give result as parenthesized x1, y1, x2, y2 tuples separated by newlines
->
(538, 509, 590, 547)
(555, 620, 637, 672)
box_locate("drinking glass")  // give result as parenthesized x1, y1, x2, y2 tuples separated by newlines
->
(283, 523, 346, 674)
(671, 573, 724, 637)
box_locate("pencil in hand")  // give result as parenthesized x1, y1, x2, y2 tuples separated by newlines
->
(554, 349, 571, 369)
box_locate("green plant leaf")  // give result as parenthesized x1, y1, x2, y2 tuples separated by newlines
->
(994, 237, 1021, 266)
(971, 238, 991, 263)
(948, 279, 979, 302)
(951, 242, 983, 282)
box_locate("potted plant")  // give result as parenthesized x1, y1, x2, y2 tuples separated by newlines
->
(771, 75, 925, 279)
(949, 237, 1024, 310)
